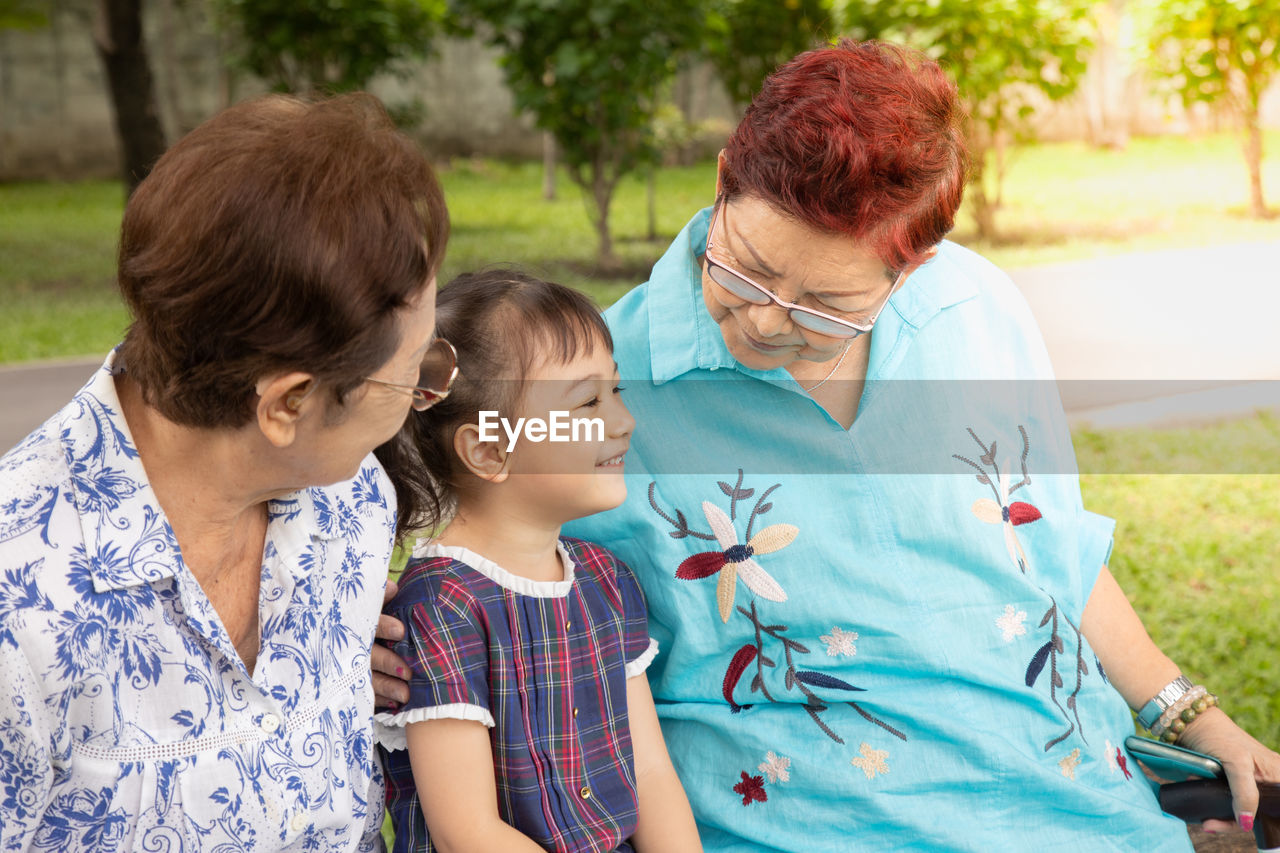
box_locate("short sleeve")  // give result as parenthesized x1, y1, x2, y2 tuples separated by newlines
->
(615, 556, 658, 678)
(1078, 509, 1117, 605)
(374, 571, 494, 750)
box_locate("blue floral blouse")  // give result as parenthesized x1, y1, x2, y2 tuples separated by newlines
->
(0, 353, 393, 852)
(566, 209, 1194, 851)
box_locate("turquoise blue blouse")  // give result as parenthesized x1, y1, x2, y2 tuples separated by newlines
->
(566, 209, 1192, 851)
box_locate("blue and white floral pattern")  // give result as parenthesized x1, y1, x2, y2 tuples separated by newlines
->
(0, 353, 395, 852)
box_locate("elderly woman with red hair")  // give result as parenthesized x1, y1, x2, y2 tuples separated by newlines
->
(373, 40, 1279, 850)
(560, 40, 1280, 850)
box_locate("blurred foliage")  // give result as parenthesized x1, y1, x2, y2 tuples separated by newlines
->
(0, 0, 45, 29)
(702, 0, 836, 107)
(1146, 0, 1280, 217)
(212, 0, 444, 94)
(448, 0, 701, 268)
(849, 0, 1094, 242)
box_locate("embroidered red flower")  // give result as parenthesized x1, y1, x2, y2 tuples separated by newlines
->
(733, 771, 767, 806)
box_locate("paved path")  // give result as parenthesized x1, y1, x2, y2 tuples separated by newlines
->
(2, 239, 1279, 450)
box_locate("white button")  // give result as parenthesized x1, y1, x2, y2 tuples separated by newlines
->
(290, 812, 307, 832)
(260, 713, 280, 733)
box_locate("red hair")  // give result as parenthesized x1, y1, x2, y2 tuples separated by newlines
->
(720, 40, 966, 271)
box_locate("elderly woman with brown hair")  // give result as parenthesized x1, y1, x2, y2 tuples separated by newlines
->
(0, 93, 453, 851)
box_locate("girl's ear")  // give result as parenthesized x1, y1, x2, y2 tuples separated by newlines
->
(453, 423, 510, 483)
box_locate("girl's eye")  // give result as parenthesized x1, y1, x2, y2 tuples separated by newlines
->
(579, 397, 600, 409)
(613, 385, 625, 394)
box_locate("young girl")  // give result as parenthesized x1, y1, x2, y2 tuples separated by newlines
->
(376, 269, 702, 853)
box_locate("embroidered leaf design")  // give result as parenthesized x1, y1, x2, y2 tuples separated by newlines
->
(750, 674, 761, 693)
(749, 524, 798, 555)
(971, 498, 1003, 524)
(716, 565, 737, 623)
(1039, 608, 1054, 628)
(1052, 635, 1064, 653)
(981, 441, 997, 467)
(723, 644, 758, 713)
(1079, 657, 1089, 676)
(736, 558, 787, 602)
(974, 472, 991, 486)
(785, 669, 795, 690)
(717, 480, 755, 500)
(677, 551, 726, 580)
(1025, 641, 1053, 687)
(757, 502, 773, 514)
(670, 508, 691, 539)
(1066, 695, 1076, 709)
(758, 654, 775, 667)
(789, 640, 811, 655)
(795, 671, 866, 692)
(1008, 502, 1042, 526)
(1052, 671, 1064, 688)
(703, 502, 741, 552)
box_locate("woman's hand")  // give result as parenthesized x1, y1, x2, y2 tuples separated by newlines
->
(1178, 708, 1280, 835)
(372, 578, 412, 707)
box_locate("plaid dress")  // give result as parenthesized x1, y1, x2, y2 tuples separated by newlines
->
(376, 538, 657, 853)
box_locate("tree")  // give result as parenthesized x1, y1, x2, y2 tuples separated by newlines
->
(704, 0, 836, 108)
(450, 0, 700, 267)
(852, 0, 1094, 241)
(93, 0, 168, 194)
(214, 0, 444, 94)
(1148, 0, 1280, 218)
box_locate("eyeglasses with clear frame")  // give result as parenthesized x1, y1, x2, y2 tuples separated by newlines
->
(703, 200, 903, 339)
(365, 337, 459, 412)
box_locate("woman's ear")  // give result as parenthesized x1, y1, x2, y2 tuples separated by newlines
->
(453, 423, 510, 483)
(715, 149, 727, 198)
(255, 372, 316, 448)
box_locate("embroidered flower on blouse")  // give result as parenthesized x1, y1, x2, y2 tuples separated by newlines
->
(733, 771, 767, 806)
(820, 626, 858, 657)
(995, 605, 1028, 643)
(955, 428, 1042, 574)
(758, 751, 791, 784)
(851, 742, 890, 780)
(677, 502, 794, 623)
(1059, 748, 1082, 780)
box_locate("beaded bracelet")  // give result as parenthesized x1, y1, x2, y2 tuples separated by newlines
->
(1151, 687, 1219, 743)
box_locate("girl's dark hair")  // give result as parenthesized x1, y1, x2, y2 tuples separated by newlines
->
(382, 268, 613, 538)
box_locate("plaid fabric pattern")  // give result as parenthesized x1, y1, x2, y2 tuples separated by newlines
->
(379, 537, 654, 853)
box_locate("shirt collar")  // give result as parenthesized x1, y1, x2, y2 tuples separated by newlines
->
(68, 351, 330, 592)
(645, 206, 977, 385)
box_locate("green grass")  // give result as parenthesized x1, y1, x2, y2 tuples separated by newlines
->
(0, 181, 130, 362)
(1077, 411, 1280, 748)
(4, 129, 1279, 363)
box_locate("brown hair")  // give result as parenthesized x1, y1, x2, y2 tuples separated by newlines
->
(116, 92, 449, 429)
(385, 268, 613, 535)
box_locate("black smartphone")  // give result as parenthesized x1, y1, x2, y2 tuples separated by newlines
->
(1125, 735, 1225, 781)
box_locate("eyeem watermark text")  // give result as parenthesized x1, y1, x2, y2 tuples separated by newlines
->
(478, 411, 605, 452)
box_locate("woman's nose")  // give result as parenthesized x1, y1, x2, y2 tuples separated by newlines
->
(749, 301, 793, 337)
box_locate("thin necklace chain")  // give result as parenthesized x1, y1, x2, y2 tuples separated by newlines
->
(801, 342, 853, 393)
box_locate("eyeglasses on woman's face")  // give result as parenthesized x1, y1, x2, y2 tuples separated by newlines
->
(704, 201, 902, 339)
(365, 337, 459, 412)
